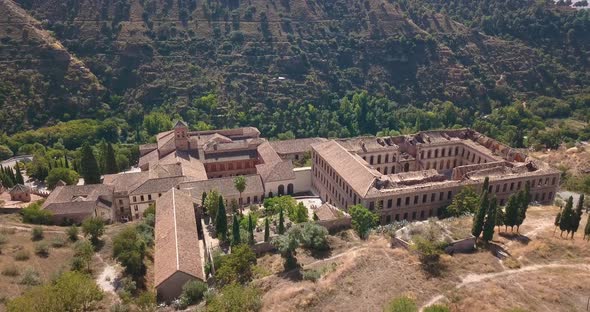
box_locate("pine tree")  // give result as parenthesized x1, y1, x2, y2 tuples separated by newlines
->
(232, 214, 241, 246)
(278, 208, 285, 235)
(559, 196, 574, 237)
(14, 163, 24, 184)
(505, 194, 520, 232)
(80, 143, 101, 184)
(472, 190, 488, 241)
(483, 197, 498, 242)
(264, 217, 270, 242)
(248, 214, 254, 244)
(215, 195, 228, 241)
(104, 143, 118, 174)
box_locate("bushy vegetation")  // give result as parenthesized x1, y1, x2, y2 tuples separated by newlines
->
(385, 296, 417, 312)
(21, 202, 52, 225)
(206, 283, 261, 312)
(8, 271, 103, 311)
(215, 244, 256, 286)
(349, 204, 379, 239)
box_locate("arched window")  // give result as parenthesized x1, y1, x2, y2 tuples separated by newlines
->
(287, 184, 294, 195)
(427, 150, 432, 158)
(278, 185, 285, 196)
(435, 149, 439, 158)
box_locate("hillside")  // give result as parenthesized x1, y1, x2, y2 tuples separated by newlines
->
(1, 0, 589, 136)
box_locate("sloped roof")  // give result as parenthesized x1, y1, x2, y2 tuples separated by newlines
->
(138, 148, 159, 169)
(42, 184, 113, 215)
(9, 184, 29, 194)
(129, 176, 187, 196)
(313, 203, 350, 221)
(312, 141, 379, 197)
(154, 188, 204, 287)
(269, 138, 328, 155)
(256, 141, 295, 182)
(102, 172, 150, 193)
(174, 120, 188, 128)
(180, 174, 264, 198)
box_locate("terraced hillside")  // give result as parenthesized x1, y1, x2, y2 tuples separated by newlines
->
(1, 0, 589, 135)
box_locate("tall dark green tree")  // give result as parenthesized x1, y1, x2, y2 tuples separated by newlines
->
(472, 190, 488, 240)
(232, 214, 241, 246)
(483, 197, 498, 242)
(481, 177, 490, 195)
(559, 196, 574, 237)
(516, 190, 528, 232)
(104, 143, 118, 174)
(504, 194, 520, 231)
(80, 143, 101, 184)
(553, 207, 562, 236)
(14, 164, 24, 184)
(264, 218, 270, 242)
(248, 214, 255, 244)
(64, 152, 69, 169)
(584, 214, 590, 241)
(495, 206, 505, 232)
(216, 195, 228, 241)
(576, 194, 584, 216)
(278, 208, 285, 235)
(201, 192, 207, 207)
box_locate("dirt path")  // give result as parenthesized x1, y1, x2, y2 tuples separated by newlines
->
(96, 260, 119, 294)
(420, 261, 590, 311)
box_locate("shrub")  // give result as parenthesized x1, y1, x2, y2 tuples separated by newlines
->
(181, 280, 207, 304)
(19, 268, 41, 286)
(385, 296, 417, 312)
(206, 284, 261, 312)
(14, 250, 30, 261)
(299, 223, 329, 251)
(110, 303, 131, 312)
(31, 226, 44, 241)
(302, 269, 321, 282)
(51, 236, 66, 248)
(21, 202, 52, 225)
(67, 225, 79, 242)
(2, 264, 20, 277)
(423, 305, 450, 312)
(35, 242, 50, 257)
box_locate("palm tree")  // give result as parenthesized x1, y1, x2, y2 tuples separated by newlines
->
(233, 175, 247, 214)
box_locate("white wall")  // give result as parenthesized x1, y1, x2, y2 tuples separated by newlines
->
(293, 167, 312, 193)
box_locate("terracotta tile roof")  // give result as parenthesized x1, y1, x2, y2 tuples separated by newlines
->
(312, 141, 379, 197)
(9, 184, 29, 194)
(138, 149, 159, 169)
(42, 184, 113, 215)
(269, 138, 328, 155)
(313, 203, 350, 221)
(255, 141, 295, 182)
(129, 176, 188, 196)
(102, 172, 150, 193)
(154, 188, 204, 287)
(179, 174, 264, 198)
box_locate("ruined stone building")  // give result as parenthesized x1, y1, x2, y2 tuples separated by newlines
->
(311, 129, 560, 224)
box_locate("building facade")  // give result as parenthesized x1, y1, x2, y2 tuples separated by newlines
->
(311, 129, 560, 224)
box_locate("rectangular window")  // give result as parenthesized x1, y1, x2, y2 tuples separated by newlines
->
(148, 194, 152, 201)
(510, 183, 514, 191)
(119, 200, 123, 205)
(439, 192, 444, 201)
(422, 194, 427, 203)
(369, 202, 375, 210)
(387, 199, 393, 209)
(414, 196, 418, 205)
(397, 198, 401, 207)
(133, 196, 137, 202)
(431, 193, 436, 202)
(412, 211, 417, 220)
(447, 191, 452, 200)
(405, 197, 410, 206)
(140, 195, 145, 201)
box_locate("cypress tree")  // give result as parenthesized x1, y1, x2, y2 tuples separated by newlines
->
(264, 217, 270, 242)
(505, 194, 520, 231)
(278, 208, 285, 235)
(104, 143, 118, 174)
(248, 214, 255, 244)
(201, 192, 207, 207)
(472, 190, 488, 240)
(516, 190, 528, 232)
(483, 197, 498, 242)
(15, 164, 24, 184)
(80, 143, 101, 184)
(232, 214, 241, 246)
(495, 207, 505, 232)
(215, 195, 228, 241)
(584, 214, 590, 241)
(64, 153, 69, 169)
(8, 167, 16, 184)
(559, 196, 574, 237)
(553, 207, 562, 236)
(576, 194, 584, 216)
(481, 177, 490, 195)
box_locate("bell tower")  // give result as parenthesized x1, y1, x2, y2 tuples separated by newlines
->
(173, 120, 189, 151)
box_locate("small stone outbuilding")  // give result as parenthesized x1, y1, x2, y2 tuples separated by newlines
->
(9, 184, 31, 202)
